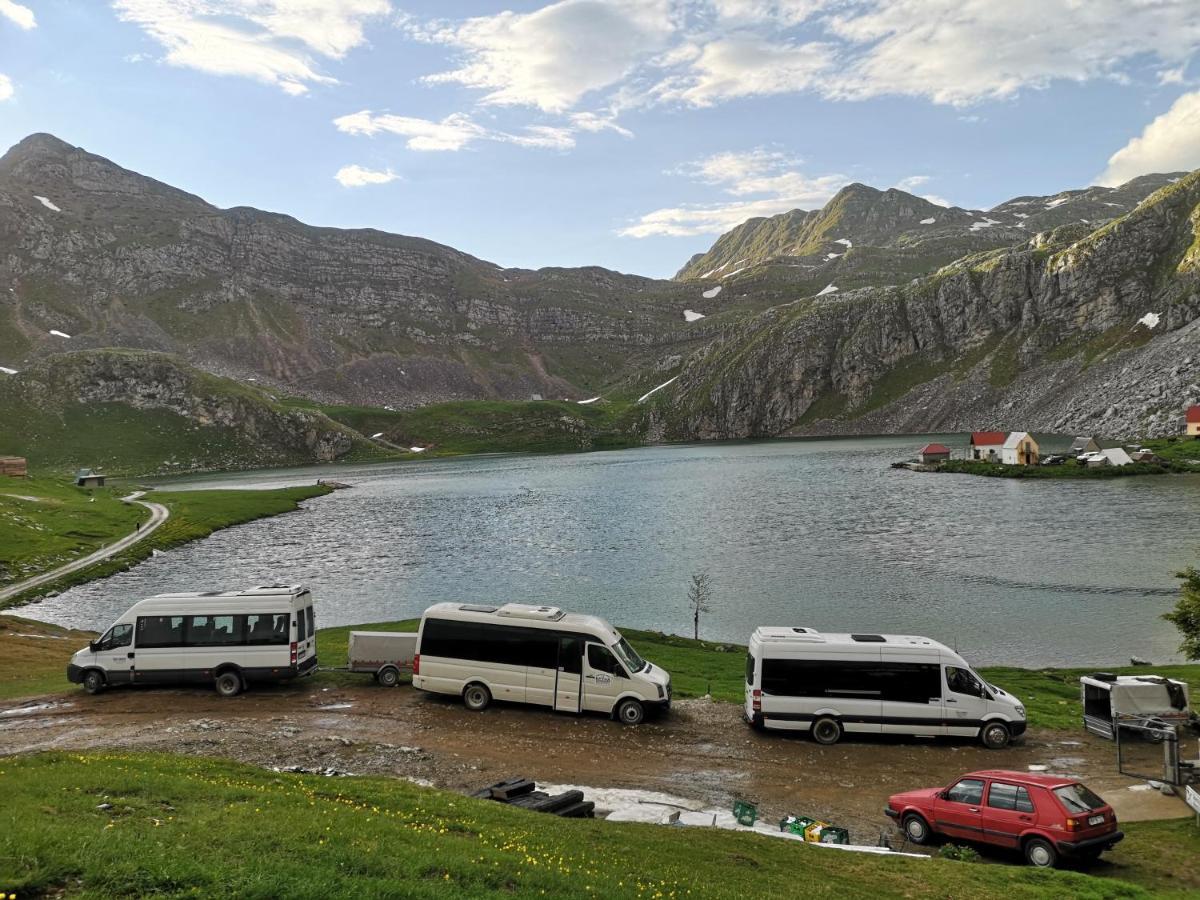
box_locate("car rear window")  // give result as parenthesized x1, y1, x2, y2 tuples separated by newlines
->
(1053, 783, 1104, 813)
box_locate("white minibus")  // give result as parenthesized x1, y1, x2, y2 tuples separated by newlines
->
(744, 627, 1026, 749)
(67, 584, 318, 697)
(412, 602, 671, 725)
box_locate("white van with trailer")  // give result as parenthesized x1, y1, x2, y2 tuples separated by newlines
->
(744, 627, 1026, 749)
(412, 602, 671, 725)
(67, 585, 318, 697)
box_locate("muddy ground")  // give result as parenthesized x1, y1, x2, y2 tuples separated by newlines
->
(1, 678, 1189, 848)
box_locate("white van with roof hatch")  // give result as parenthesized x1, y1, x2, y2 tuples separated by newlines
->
(67, 585, 318, 697)
(413, 602, 671, 724)
(745, 627, 1026, 748)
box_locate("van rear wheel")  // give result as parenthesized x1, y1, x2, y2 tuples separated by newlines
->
(214, 671, 243, 698)
(377, 666, 401, 688)
(811, 716, 842, 745)
(981, 722, 1011, 750)
(82, 670, 106, 695)
(616, 698, 645, 726)
(463, 683, 491, 711)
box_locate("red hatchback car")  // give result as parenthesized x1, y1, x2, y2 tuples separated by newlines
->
(885, 769, 1123, 868)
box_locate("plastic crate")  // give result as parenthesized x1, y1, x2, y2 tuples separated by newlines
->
(733, 800, 758, 827)
(818, 826, 850, 845)
(779, 815, 818, 835)
(803, 821, 830, 843)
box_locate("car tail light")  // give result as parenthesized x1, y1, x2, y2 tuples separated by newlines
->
(290, 641, 297, 665)
(752, 689, 762, 712)
(1065, 818, 1080, 832)
(412, 653, 420, 675)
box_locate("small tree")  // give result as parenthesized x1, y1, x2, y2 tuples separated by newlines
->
(1163, 566, 1200, 661)
(688, 571, 712, 641)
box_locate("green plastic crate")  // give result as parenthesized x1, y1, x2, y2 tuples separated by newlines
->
(779, 815, 817, 835)
(817, 826, 851, 845)
(733, 800, 757, 827)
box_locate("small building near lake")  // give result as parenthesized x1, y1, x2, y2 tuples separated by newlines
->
(1188, 405, 1200, 437)
(1001, 432, 1039, 466)
(75, 468, 105, 488)
(968, 431, 1005, 462)
(1070, 436, 1101, 455)
(0, 456, 27, 477)
(918, 442, 952, 464)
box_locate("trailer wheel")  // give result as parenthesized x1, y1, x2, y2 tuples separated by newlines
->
(980, 722, 1011, 750)
(377, 666, 401, 688)
(82, 669, 106, 695)
(811, 716, 842, 745)
(214, 670, 243, 698)
(463, 683, 491, 711)
(616, 698, 645, 725)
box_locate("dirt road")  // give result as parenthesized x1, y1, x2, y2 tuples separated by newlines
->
(2, 678, 1188, 844)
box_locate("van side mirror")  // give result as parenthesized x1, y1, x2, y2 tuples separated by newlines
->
(88, 641, 98, 653)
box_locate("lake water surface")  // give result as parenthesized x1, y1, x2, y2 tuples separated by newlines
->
(26, 436, 1200, 667)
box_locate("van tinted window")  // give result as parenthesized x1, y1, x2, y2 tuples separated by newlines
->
(421, 619, 569, 669)
(296, 608, 307, 642)
(246, 613, 290, 646)
(746, 652, 756, 685)
(306, 606, 315, 638)
(587, 644, 623, 676)
(184, 615, 244, 646)
(761, 659, 940, 703)
(137, 615, 186, 648)
(98, 623, 132, 651)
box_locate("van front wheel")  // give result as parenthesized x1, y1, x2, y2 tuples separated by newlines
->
(83, 670, 106, 695)
(981, 722, 1011, 750)
(214, 671, 243, 698)
(811, 717, 842, 745)
(463, 683, 491, 711)
(616, 698, 645, 725)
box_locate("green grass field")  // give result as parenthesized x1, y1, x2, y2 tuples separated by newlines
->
(0, 479, 332, 608)
(3, 751, 1194, 899)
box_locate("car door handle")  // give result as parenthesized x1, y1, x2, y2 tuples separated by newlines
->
(1019, 816, 1032, 822)
(945, 698, 957, 704)
(584, 674, 595, 680)
(968, 807, 979, 813)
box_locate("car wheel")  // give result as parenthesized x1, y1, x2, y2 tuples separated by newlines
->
(902, 813, 932, 845)
(1024, 837, 1058, 868)
(83, 669, 106, 695)
(811, 716, 842, 745)
(616, 698, 645, 726)
(981, 722, 1011, 750)
(463, 683, 491, 712)
(377, 666, 401, 688)
(214, 671, 243, 698)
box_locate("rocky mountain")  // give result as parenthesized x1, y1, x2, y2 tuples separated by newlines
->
(675, 175, 1188, 301)
(0, 134, 708, 407)
(0, 349, 389, 474)
(650, 171, 1200, 441)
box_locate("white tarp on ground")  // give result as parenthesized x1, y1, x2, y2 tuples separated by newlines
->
(540, 784, 926, 858)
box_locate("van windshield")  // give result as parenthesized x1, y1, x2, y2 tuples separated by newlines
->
(612, 637, 647, 673)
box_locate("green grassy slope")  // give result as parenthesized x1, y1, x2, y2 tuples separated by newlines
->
(1, 751, 1185, 899)
(0, 480, 332, 608)
(286, 398, 648, 457)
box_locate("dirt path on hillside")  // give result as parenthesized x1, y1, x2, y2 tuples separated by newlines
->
(2, 680, 1189, 844)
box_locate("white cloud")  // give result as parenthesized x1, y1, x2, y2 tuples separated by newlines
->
(412, 0, 677, 113)
(621, 148, 847, 237)
(653, 34, 834, 106)
(893, 175, 929, 190)
(333, 109, 578, 152)
(0, 0, 35, 30)
(334, 164, 399, 187)
(1098, 91, 1200, 186)
(0, 74, 12, 102)
(113, 0, 390, 95)
(568, 111, 633, 138)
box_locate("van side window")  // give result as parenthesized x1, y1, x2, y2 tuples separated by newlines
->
(988, 782, 1035, 813)
(761, 659, 939, 702)
(296, 609, 307, 642)
(945, 778, 985, 805)
(946, 666, 984, 698)
(306, 606, 315, 638)
(136, 615, 186, 648)
(185, 615, 244, 646)
(246, 613, 290, 646)
(746, 653, 756, 685)
(98, 623, 132, 651)
(587, 644, 623, 676)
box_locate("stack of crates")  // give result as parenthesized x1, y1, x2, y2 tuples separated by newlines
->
(779, 814, 852, 845)
(778, 814, 817, 836)
(733, 800, 758, 827)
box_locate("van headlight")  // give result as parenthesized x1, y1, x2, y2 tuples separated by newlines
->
(1015, 705, 1026, 718)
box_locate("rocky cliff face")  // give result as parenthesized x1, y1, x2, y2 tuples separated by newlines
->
(655, 173, 1200, 440)
(0, 134, 700, 407)
(1, 350, 382, 472)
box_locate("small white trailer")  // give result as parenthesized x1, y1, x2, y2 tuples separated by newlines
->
(347, 631, 417, 687)
(1081, 673, 1191, 739)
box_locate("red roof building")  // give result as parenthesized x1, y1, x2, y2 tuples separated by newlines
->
(970, 431, 1006, 446)
(1187, 405, 1200, 435)
(918, 443, 952, 463)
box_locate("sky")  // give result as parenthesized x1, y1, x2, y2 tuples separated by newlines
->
(1, 1, 1200, 278)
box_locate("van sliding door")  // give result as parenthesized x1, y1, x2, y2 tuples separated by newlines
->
(554, 635, 583, 713)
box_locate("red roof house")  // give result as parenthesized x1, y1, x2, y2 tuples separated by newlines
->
(918, 443, 952, 463)
(968, 431, 1006, 461)
(1187, 405, 1200, 435)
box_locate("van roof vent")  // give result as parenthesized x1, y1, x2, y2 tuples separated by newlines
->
(757, 626, 824, 642)
(497, 603, 565, 621)
(851, 634, 886, 643)
(459, 604, 500, 614)
(238, 584, 304, 596)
